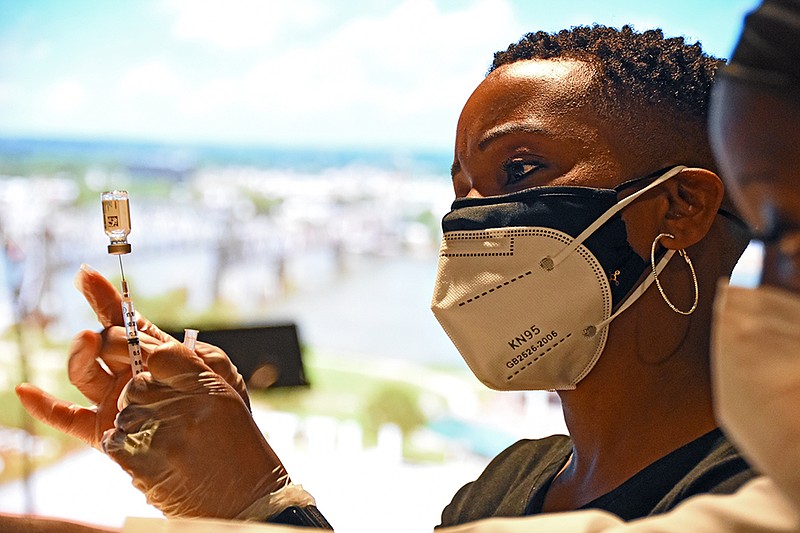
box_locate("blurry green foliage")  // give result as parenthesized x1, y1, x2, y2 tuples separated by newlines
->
(362, 383, 426, 440)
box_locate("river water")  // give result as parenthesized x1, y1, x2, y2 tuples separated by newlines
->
(2, 229, 763, 368)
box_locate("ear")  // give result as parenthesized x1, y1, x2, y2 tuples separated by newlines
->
(659, 167, 724, 249)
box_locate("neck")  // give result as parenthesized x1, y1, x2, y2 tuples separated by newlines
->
(559, 362, 716, 469)
(543, 308, 718, 512)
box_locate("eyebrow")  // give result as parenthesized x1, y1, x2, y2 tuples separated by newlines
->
(478, 121, 550, 150)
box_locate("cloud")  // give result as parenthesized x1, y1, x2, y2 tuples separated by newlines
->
(183, 0, 522, 146)
(178, 78, 238, 116)
(43, 79, 87, 115)
(0, 0, 758, 145)
(118, 60, 183, 98)
(0, 0, 523, 146)
(162, 0, 329, 50)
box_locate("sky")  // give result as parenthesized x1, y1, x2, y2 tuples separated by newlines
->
(0, 0, 761, 150)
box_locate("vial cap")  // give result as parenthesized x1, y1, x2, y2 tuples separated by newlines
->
(108, 243, 132, 255)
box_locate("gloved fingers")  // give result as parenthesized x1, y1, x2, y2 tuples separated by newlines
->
(103, 402, 289, 519)
(74, 265, 175, 344)
(99, 326, 144, 369)
(93, 327, 165, 376)
(102, 419, 161, 457)
(194, 341, 249, 406)
(193, 341, 240, 380)
(104, 379, 184, 458)
(146, 342, 214, 383)
(102, 416, 185, 492)
(116, 337, 215, 410)
(66, 330, 117, 404)
(99, 368, 293, 519)
(106, 326, 164, 361)
(114, 404, 157, 434)
(117, 371, 196, 409)
(74, 265, 125, 328)
(16, 383, 100, 447)
(68, 328, 160, 406)
(138, 319, 175, 344)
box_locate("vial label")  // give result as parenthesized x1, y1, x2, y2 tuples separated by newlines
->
(103, 199, 130, 234)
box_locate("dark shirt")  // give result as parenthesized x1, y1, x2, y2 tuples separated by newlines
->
(438, 428, 756, 528)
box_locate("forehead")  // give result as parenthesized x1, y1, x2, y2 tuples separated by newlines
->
(456, 59, 605, 154)
(454, 58, 627, 188)
(485, 59, 596, 105)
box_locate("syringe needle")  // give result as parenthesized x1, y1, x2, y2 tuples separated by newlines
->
(118, 254, 126, 283)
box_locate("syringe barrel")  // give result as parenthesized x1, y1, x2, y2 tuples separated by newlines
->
(121, 294, 144, 376)
(127, 337, 145, 376)
(121, 296, 138, 340)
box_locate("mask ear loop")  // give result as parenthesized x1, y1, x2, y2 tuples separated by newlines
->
(533, 164, 687, 338)
(542, 165, 686, 271)
(584, 250, 675, 337)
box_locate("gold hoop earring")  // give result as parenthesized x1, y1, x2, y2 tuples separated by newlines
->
(650, 233, 698, 315)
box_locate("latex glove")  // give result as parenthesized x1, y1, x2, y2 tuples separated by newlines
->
(74, 265, 250, 406)
(16, 265, 249, 450)
(102, 340, 290, 519)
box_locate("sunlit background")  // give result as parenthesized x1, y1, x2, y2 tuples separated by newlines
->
(0, 1, 763, 532)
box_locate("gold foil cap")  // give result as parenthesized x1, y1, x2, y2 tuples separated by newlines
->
(108, 243, 132, 255)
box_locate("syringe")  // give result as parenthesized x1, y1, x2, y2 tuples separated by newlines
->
(102, 190, 143, 377)
(102, 190, 198, 377)
(120, 267, 145, 376)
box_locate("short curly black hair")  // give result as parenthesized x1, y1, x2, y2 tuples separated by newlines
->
(490, 25, 725, 172)
(492, 24, 723, 122)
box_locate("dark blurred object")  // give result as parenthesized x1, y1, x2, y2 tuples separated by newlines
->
(710, 0, 800, 291)
(710, 0, 800, 247)
(722, 0, 800, 97)
(169, 323, 309, 390)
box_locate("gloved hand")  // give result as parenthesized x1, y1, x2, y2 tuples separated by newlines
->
(101, 340, 290, 519)
(77, 265, 249, 406)
(16, 266, 293, 519)
(16, 265, 249, 450)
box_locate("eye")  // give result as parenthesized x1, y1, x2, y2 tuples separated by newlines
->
(502, 157, 542, 186)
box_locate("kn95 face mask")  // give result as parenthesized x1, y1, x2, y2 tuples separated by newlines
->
(431, 166, 684, 391)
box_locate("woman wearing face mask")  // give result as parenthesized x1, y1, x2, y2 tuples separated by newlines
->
(433, 25, 757, 527)
(440, 2, 800, 531)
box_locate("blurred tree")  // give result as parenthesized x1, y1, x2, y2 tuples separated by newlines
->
(362, 383, 426, 441)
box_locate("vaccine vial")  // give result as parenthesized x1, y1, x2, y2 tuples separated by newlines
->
(101, 190, 132, 254)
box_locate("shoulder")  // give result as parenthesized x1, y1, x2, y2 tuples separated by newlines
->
(438, 435, 572, 528)
(683, 428, 758, 494)
(654, 428, 758, 513)
(487, 434, 572, 472)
